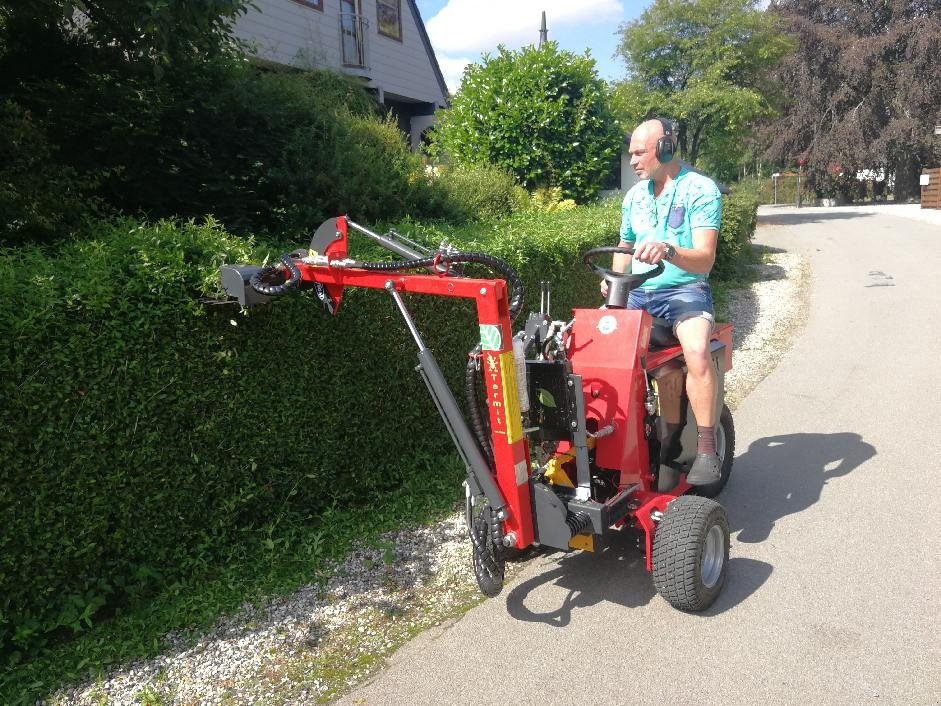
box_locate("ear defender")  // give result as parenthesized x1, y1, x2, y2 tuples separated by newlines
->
(655, 117, 677, 163)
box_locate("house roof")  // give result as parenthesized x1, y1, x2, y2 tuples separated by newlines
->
(405, 0, 450, 104)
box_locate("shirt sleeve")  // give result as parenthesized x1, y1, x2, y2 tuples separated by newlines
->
(619, 193, 636, 243)
(689, 181, 723, 231)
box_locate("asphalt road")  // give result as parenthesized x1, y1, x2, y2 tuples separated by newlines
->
(339, 206, 941, 706)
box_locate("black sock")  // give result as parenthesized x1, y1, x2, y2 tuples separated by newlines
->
(697, 426, 716, 455)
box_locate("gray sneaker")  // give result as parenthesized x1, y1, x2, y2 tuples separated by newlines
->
(687, 453, 721, 485)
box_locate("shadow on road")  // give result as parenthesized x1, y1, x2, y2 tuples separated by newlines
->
(504, 531, 654, 626)
(727, 432, 877, 543)
(504, 528, 772, 625)
(758, 211, 873, 227)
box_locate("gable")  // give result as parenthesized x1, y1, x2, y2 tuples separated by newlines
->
(232, 0, 449, 107)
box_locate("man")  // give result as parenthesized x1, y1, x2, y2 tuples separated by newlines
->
(603, 117, 723, 485)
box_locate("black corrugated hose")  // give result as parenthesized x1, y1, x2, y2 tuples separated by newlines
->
(362, 251, 524, 322)
(249, 254, 302, 297)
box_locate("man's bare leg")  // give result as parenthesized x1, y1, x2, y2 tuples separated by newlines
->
(675, 317, 720, 484)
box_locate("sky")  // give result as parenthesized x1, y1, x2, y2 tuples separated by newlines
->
(414, 0, 653, 94)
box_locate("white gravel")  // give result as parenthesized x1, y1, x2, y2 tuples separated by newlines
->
(45, 237, 811, 706)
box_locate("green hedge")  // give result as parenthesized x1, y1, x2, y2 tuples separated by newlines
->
(0, 191, 757, 661)
(0, 204, 619, 658)
(713, 184, 760, 280)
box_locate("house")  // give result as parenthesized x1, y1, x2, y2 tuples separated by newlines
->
(232, 0, 449, 150)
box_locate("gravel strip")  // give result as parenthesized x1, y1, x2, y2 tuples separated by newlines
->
(45, 239, 810, 706)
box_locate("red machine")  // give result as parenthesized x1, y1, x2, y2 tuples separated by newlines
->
(221, 217, 735, 611)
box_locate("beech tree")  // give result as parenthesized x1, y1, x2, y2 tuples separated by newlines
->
(764, 0, 941, 201)
(613, 0, 791, 181)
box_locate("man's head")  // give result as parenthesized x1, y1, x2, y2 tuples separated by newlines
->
(628, 118, 679, 182)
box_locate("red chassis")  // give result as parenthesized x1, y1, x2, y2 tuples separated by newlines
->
(221, 216, 736, 611)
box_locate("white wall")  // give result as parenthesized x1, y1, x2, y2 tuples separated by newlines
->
(232, 0, 447, 108)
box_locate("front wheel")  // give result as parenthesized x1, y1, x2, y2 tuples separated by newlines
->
(652, 495, 730, 611)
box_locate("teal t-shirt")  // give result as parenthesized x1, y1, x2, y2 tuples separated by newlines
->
(619, 165, 723, 289)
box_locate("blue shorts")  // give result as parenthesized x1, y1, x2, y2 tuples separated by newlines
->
(627, 280, 715, 330)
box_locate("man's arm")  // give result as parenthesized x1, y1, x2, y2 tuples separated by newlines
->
(613, 241, 633, 274)
(633, 228, 717, 271)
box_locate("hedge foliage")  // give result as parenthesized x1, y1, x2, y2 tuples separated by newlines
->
(1, 184, 756, 661)
(0, 203, 620, 658)
(713, 183, 760, 280)
(0, 57, 459, 245)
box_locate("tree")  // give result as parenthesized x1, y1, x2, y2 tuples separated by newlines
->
(613, 0, 792, 182)
(763, 0, 941, 201)
(432, 42, 621, 202)
(0, 1, 250, 73)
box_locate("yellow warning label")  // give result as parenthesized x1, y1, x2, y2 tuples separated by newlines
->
(498, 350, 524, 444)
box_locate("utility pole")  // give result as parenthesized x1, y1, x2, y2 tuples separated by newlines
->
(538, 11, 548, 47)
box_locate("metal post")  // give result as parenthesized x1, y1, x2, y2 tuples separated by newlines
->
(796, 166, 802, 208)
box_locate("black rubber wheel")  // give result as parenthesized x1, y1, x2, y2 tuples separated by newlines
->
(652, 495, 730, 611)
(691, 404, 735, 499)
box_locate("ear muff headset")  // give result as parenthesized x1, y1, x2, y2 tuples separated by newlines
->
(655, 117, 677, 163)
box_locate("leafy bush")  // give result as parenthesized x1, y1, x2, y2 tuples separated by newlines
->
(432, 164, 529, 222)
(1, 44, 451, 243)
(0, 100, 98, 245)
(713, 182, 759, 280)
(0, 204, 619, 661)
(0, 193, 754, 670)
(432, 42, 622, 203)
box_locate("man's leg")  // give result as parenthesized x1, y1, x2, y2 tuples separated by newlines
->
(675, 316, 720, 484)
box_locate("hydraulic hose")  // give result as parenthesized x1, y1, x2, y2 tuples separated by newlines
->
(465, 344, 495, 471)
(566, 511, 592, 537)
(249, 253, 302, 296)
(469, 503, 505, 597)
(362, 251, 525, 322)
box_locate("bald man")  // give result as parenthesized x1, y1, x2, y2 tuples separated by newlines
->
(604, 118, 724, 485)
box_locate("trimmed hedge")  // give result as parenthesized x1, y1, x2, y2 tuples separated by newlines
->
(1, 190, 755, 659)
(713, 184, 759, 280)
(0, 204, 618, 657)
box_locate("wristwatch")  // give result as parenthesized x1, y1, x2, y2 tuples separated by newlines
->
(663, 243, 677, 261)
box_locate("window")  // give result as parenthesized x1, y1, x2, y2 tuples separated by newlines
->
(291, 0, 323, 9)
(376, 0, 402, 40)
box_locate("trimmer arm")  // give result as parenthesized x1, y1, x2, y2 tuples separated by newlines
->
(221, 216, 736, 609)
(221, 216, 535, 594)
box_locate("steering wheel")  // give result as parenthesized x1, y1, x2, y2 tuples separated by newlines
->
(582, 246, 665, 308)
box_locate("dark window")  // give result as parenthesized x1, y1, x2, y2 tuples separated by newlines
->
(377, 0, 402, 41)
(291, 0, 324, 9)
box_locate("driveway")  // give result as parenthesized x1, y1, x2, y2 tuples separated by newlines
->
(340, 204, 941, 706)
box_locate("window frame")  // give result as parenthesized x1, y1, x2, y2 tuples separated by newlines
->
(290, 0, 324, 10)
(376, 0, 403, 42)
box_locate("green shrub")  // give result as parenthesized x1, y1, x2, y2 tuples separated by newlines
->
(0, 204, 619, 661)
(0, 194, 753, 670)
(0, 100, 98, 245)
(432, 42, 622, 202)
(431, 164, 528, 222)
(713, 183, 759, 280)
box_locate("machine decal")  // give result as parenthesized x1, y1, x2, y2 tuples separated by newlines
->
(597, 314, 618, 335)
(498, 350, 524, 444)
(479, 325, 502, 351)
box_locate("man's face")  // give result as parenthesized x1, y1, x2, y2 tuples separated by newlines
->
(628, 130, 662, 180)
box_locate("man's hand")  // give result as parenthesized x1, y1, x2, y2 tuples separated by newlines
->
(633, 240, 670, 265)
(600, 279, 609, 297)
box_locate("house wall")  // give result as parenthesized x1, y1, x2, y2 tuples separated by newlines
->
(232, 0, 448, 108)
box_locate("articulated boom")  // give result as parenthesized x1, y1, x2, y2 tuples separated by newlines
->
(221, 216, 736, 610)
